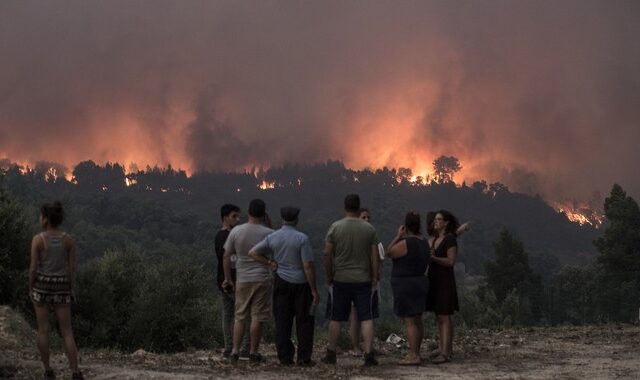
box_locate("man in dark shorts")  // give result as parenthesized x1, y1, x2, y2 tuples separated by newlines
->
(322, 194, 380, 366)
(223, 199, 274, 364)
(249, 207, 319, 366)
(214, 204, 249, 360)
(348, 207, 381, 357)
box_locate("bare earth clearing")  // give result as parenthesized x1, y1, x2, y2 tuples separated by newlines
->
(1, 307, 639, 379)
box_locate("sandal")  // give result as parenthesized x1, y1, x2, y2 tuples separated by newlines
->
(431, 354, 450, 364)
(397, 357, 421, 366)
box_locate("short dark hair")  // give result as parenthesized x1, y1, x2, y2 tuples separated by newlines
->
(344, 194, 360, 213)
(436, 209, 460, 236)
(405, 211, 421, 235)
(248, 199, 266, 218)
(220, 203, 240, 221)
(359, 208, 369, 215)
(426, 211, 436, 237)
(41, 201, 64, 228)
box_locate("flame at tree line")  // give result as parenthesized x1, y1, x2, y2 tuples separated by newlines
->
(0, 156, 604, 228)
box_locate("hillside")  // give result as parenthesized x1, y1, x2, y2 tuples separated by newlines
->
(1, 160, 601, 275)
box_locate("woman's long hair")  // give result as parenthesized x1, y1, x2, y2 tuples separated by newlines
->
(435, 209, 459, 237)
(426, 211, 436, 237)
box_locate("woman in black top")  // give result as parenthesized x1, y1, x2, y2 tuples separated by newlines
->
(426, 210, 460, 364)
(387, 212, 429, 365)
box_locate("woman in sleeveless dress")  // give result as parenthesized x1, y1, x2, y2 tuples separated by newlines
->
(425, 210, 460, 364)
(386, 212, 429, 365)
(29, 202, 83, 380)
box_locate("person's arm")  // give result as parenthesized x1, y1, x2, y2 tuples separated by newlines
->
(301, 236, 318, 305)
(370, 243, 379, 285)
(387, 240, 408, 259)
(28, 236, 40, 292)
(323, 241, 334, 285)
(222, 250, 234, 290)
(430, 239, 457, 267)
(248, 248, 277, 271)
(386, 225, 406, 257)
(248, 236, 277, 271)
(457, 222, 471, 236)
(222, 231, 235, 289)
(303, 261, 319, 305)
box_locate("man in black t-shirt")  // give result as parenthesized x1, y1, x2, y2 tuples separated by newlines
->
(215, 203, 249, 359)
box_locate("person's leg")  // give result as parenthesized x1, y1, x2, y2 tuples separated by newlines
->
(327, 320, 341, 352)
(432, 314, 451, 363)
(417, 315, 425, 354)
(353, 283, 375, 355)
(294, 283, 314, 363)
(402, 316, 421, 362)
(240, 325, 250, 354)
(348, 303, 361, 355)
(232, 320, 246, 354)
(437, 314, 445, 354)
(33, 303, 51, 371)
(53, 305, 79, 372)
(445, 315, 453, 358)
(273, 277, 295, 364)
(232, 283, 251, 355)
(221, 292, 234, 354)
(250, 281, 273, 355)
(322, 282, 350, 364)
(360, 320, 374, 354)
(249, 319, 263, 353)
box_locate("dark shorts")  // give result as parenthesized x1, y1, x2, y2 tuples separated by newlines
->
(326, 281, 378, 322)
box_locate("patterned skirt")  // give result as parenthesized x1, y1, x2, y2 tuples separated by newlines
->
(30, 273, 74, 305)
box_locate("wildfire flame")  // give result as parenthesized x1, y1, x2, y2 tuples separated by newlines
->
(553, 202, 604, 228)
(258, 180, 277, 190)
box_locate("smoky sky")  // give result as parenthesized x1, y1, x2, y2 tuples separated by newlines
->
(1, 1, 639, 201)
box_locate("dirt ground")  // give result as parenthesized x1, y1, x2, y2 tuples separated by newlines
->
(2, 306, 639, 379)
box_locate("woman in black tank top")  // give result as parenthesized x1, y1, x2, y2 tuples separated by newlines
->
(386, 212, 429, 365)
(29, 202, 83, 380)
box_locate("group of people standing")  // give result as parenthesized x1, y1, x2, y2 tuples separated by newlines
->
(215, 193, 464, 367)
(26, 194, 463, 379)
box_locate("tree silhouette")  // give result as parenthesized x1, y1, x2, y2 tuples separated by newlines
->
(432, 155, 461, 183)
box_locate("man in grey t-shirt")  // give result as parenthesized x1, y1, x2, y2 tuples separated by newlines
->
(223, 199, 273, 364)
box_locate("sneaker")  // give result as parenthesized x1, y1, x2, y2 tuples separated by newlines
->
(239, 350, 250, 361)
(71, 372, 84, 380)
(229, 353, 239, 364)
(222, 350, 231, 360)
(297, 359, 316, 367)
(43, 369, 55, 380)
(321, 349, 337, 365)
(249, 352, 265, 364)
(363, 352, 378, 367)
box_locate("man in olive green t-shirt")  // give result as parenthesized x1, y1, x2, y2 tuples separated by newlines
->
(322, 194, 379, 367)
